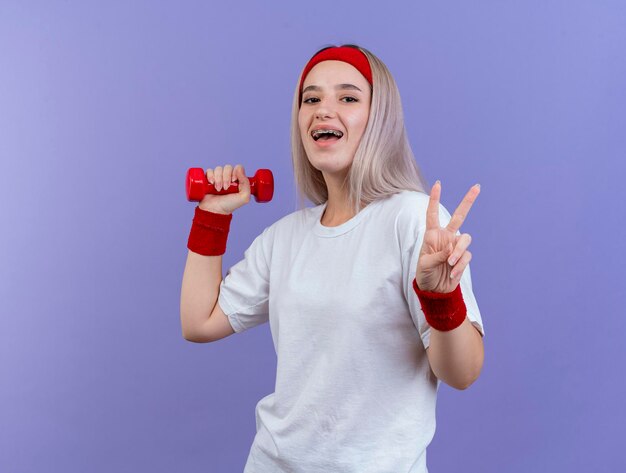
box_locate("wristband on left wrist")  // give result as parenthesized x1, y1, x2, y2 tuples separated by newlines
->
(412, 278, 467, 331)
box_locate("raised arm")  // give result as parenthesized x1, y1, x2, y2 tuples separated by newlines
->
(179, 164, 250, 342)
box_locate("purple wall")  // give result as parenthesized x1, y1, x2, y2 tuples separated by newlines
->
(1, 1, 624, 471)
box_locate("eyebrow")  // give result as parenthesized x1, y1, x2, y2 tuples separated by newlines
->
(302, 83, 363, 94)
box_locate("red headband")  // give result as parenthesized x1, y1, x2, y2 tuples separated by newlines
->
(298, 46, 373, 100)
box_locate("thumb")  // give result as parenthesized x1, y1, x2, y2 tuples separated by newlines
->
(420, 242, 453, 270)
(235, 165, 250, 189)
(433, 242, 453, 264)
(236, 166, 250, 193)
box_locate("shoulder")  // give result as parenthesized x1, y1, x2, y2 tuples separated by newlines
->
(400, 189, 452, 220)
(386, 189, 431, 212)
(383, 190, 453, 246)
(258, 204, 321, 238)
(381, 189, 448, 227)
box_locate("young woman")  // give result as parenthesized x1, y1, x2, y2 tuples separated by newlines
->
(181, 44, 485, 473)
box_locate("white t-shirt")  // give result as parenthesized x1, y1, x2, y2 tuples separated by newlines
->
(218, 190, 485, 473)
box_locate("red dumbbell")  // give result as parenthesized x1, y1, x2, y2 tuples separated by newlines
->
(186, 168, 274, 203)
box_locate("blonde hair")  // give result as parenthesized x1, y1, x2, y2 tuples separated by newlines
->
(290, 44, 429, 215)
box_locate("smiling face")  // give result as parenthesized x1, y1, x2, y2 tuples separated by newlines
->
(298, 60, 371, 179)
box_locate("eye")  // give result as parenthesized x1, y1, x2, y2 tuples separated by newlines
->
(302, 96, 358, 104)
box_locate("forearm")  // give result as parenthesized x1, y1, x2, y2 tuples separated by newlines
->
(180, 250, 223, 339)
(428, 317, 484, 390)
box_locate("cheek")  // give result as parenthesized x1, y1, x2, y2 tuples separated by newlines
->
(352, 111, 369, 138)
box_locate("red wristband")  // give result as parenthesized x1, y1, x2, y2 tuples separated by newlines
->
(187, 206, 233, 256)
(412, 278, 467, 331)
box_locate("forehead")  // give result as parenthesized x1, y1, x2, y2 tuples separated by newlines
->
(302, 60, 369, 89)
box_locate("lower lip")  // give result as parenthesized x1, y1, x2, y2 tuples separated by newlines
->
(312, 137, 342, 148)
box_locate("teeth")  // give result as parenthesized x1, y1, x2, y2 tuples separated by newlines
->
(312, 129, 344, 140)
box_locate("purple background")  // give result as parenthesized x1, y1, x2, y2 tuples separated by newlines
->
(1, 1, 624, 471)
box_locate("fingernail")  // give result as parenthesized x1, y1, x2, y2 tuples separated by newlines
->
(450, 272, 455, 279)
(436, 180, 441, 186)
(448, 257, 456, 266)
(476, 183, 481, 189)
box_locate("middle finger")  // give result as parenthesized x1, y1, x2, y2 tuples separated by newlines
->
(222, 165, 233, 190)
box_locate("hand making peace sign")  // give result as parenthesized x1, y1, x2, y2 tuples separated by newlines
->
(415, 181, 481, 294)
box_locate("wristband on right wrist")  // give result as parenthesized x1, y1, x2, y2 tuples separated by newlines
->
(187, 206, 233, 256)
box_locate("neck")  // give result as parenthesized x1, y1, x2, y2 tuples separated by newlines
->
(320, 171, 359, 226)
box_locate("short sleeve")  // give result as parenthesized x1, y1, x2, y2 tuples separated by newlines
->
(218, 225, 274, 334)
(400, 201, 485, 350)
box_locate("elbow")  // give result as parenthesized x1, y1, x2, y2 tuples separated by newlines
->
(454, 379, 474, 391)
(181, 318, 194, 341)
(181, 324, 210, 343)
(454, 368, 483, 391)
(456, 346, 484, 390)
(448, 377, 474, 391)
(182, 331, 196, 342)
(434, 357, 484, 390)
(182, 330, 210, 343)
(181, 327, 197, 342)
(180, 317, 205, 343)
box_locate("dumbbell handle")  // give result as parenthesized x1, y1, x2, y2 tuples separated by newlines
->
(186, 168, 274, 203)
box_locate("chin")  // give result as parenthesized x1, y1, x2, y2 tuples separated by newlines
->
(307, 153, 352, 172)
(313, 163, 353, 179)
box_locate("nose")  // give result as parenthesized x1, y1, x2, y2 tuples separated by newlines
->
(314, 99, 336, 120)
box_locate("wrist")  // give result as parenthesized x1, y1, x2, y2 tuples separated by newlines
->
(198, 205, 231, 216)
(412, 278, 467, 331)
(187, 206, 233, 256)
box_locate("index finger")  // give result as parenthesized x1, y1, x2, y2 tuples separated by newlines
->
(446, 184, 481, 234)
(425, 180, 442, 230)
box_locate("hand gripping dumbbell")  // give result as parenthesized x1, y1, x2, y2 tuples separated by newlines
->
(186, 168, 274, 203)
